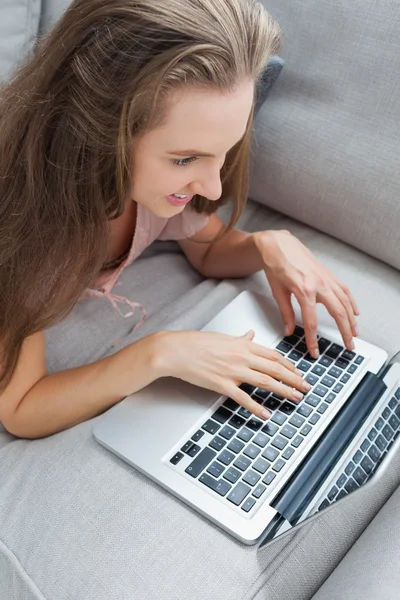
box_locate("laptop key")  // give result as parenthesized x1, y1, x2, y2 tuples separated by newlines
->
(328, 367, 342, 379)
(223, 467, 241, 484)
(243, 444, 261, 460)
(336, 358, 349, 370)
(340, 373, 351, 384)
(239, 383, 257, 395)
(170, 452, 184, 465)
(271, 435, 288, 450)
(291, 435, 304, 448)
(333, 383, 344, 394)
(253, 432, 270, 448)
(261, 422, 279, 437)
(272, 458, 286, 472)
(218, 450, 236, 466)
(360, 439, 370, 452)
(395, 388, 400, 400)
(320, 355, 333, 367)
(314, 385, 328, 398)
(264, 397, 281, 411)
(247, 418, 263, 432)
(354, 355, 365, 365)
(227, 482, 251, 505)
(305, 395, 321, 408)
(282, 446, 295, 460)
(254, 388, 271, 400)
(297, 404, 313, 417)
(344, 478, 358, 494)
(212, 406, 233, 424)
(352, 450, 363, 463)
(367, 428, 378, 442)
(342, 350, 356, 361)
(276, 340, 292, 353)
(185, 447, 216, 478)
(389, 414, 400, 431)
(209, 436, 226, 452)
(311, 364, 326, 377)
(253, 458, 270, 474)
(229, 415, 246, 429)
(328, 486, 338, 501)
(296, 341, 308, 354)
(336, 490, 347, 501)
(199, 473, 232, 496)
(347, 364, 357, 374)
(309, 413, 321, 425)
(242, 469, 261, 486)
(318, 499, 330, 511)
(280, 402, 296, 415)
(326, 343, 343, 359)
(238, 407, 252, 419)
(233, 455, 251, 471)
(375, 434, 387, 452)
(389, 397, 398, 410)
(382, 424, 394, 441)
(289, 413, 306, 428)
(336, 473, 347, 488)
(382, 407, 391, 419)
(281, 424, 297, 439)
(305, 373, 319, 386)
(360, 455, 374, 475)
(202, 420, 221, 435)
(320, 375, 335, 388)
(262, 446, 280, 462)
(345, 461, 355, 476)
(283, 334, 300, 346)
(317, 403, 329, 414)
(298, 360, 312, 372)
(207, 461, 225, 478)
(181, 441, 201, 457)
(325, 393, 336, 404)
(192, 430, 205, 442)
(368, 444, 381, 463)
(227, 438, 245, 454)
(353, 467, 367, 485)
(219, 424, 236, 440)
(289, 350, 303, 362)
(253, 484, 267, 499)
(300, 424, 312, 436)
(271, 411, 287, 426)
(237, 427, 254, 442)
(262, 471, 277, 485)
(375, 417, 385, 430)
(223, 398, 240, 411)
(241, 497, 257, 512)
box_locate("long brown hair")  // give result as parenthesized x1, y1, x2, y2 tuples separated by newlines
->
(0, 0, 281, 389)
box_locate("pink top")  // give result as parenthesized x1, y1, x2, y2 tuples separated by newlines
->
(82, 203, 209, 333)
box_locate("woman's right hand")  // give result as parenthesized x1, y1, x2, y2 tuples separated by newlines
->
(154, 329, 312, 421)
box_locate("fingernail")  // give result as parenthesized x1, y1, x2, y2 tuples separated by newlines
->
(293, 390, 303, 401)
(284, 325, 290, 336)
(313, 348, 320, 358)
(303, 381, 312, 391)
(350, 340, 355, 350)
(295, 368, 303, 375)
(261, 409, 271, 420)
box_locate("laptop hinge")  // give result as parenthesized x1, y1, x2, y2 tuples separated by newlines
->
(271, 372, 387, 525)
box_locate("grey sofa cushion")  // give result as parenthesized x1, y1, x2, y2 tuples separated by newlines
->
(1, 200, 400, 600)
(312, 483, 400, 600)
(250, 0, 400, 271)
(0, 0, 41, 81)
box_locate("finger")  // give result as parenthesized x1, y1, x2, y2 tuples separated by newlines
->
(270, 284, 296, 336)
(244, 368, 307, 404)
(330, 282, 359, 338)
(295, 289, 319, 358)
(325, 270, 361, 317)
(318, 288, 355, 350)
(249, 342, 299, 373)
(227, 386, 272, 421)
(248, 355, 311, 394)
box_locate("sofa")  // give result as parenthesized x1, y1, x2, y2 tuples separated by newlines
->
(1, 0, 400, 599)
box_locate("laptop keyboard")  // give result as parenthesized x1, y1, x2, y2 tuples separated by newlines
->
(317, 386, 400, 511)
(169, 325, 366, 515)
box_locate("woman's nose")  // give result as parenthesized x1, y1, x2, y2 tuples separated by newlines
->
(191, 164, 223, 201)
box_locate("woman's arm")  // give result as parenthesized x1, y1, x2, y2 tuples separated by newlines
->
(0, 331, 163, 439)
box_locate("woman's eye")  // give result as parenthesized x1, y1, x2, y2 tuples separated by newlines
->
(172, 157, 198, 167)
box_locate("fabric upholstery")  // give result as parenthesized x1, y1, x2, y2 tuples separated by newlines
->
(0, 0, 41, 81)
(250, 0, 400, 271)
(1, 200, 400, 600)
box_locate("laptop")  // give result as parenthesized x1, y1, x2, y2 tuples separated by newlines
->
(93, 290, 400, 546)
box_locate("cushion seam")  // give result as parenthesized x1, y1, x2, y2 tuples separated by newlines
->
(0, 537, 48, 600)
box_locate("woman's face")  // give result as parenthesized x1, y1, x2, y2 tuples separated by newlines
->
(130, 79, 254, 218)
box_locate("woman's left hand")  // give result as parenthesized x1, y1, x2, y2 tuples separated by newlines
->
(254, 230, 360, 358)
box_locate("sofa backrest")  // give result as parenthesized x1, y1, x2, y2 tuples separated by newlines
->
(250, 0, 400, 271)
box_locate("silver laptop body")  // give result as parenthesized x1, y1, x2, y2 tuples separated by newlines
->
(94, 291, 400, 546)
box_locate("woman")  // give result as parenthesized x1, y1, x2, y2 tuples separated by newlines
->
(0, 0, 358, 438)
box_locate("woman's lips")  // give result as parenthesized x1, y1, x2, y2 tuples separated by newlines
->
(165, 194, 194, 207)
